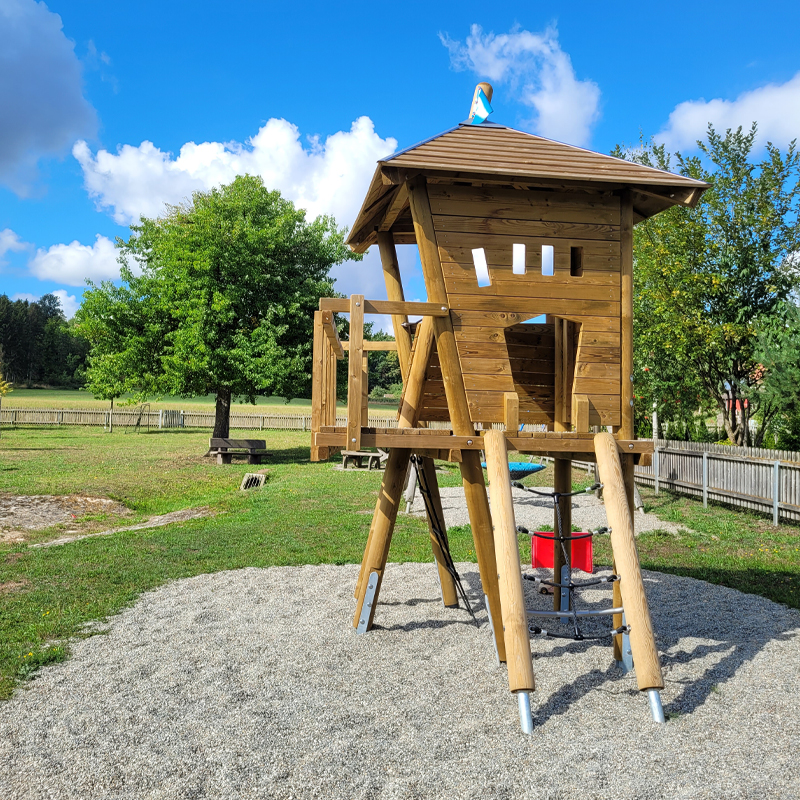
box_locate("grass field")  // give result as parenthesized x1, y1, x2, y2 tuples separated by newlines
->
(1, 425, 798, 701)
(2, 388, 397, 417)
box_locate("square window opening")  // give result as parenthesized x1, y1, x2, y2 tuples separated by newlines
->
(570, 246, 584, 277)
(541, 245, 554, 277)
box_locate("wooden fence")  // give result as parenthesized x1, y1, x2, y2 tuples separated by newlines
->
(0, 407, 399, 431)
(3, 408, 799, 524)
(635, 439, 800, 524)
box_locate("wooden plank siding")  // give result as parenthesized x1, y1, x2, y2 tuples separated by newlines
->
(429, 182, 621, 426)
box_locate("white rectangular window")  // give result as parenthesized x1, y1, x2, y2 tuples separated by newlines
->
(541, 244, 554, 276)
(512, 243, 526, 275)
(472, 247, 491, 287)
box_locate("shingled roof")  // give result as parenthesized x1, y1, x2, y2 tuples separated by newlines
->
(347, 122, 708, 252)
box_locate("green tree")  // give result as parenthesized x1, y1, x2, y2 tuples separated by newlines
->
(755, 302, 800, 449)
(618, 125, 800, 446)
(77, 175, 358, 437)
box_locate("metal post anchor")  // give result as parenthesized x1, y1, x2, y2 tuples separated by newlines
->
(647, 689, 665, 723)
(356, 571, 379, 634)
(484, 594, 500, 665)
(517, 691, 534, 735)
(615, 611, 634, 673)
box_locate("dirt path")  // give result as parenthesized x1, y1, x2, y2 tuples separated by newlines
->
(30, 507, 212, 548)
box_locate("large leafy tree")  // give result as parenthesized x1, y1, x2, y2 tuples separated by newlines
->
(618, 125, 800, 446)
(77, 175, 357, 437)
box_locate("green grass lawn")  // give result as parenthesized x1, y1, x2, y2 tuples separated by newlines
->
(1, 425, 798, 701)
(2, 388, 397, 417)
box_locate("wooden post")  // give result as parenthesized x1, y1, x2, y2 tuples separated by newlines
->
(312, 312, 325, 460)
(352, 317, 437, 615)
(595, 432, 663, 690)
(485, 430, 535, 693)
(361, 353, 369, 425)
(504, 392, 519, 433)
(573, 394, 590, 434)
(620, 190, 634, 439)
(407, 174, 507, 661)
(353, 447, 411, 630)
(347, 294, 365, 451)
(377, 231, 413, 383)
(420, 456, 459, 607)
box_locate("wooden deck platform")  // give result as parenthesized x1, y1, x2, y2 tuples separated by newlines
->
(315, 426, 653, 463)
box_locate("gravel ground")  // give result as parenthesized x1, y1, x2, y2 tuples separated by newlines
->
(1, 563, 799, 799)
(411, 485, 689, 536)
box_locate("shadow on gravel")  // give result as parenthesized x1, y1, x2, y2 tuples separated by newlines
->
(460, 566, 800, 722)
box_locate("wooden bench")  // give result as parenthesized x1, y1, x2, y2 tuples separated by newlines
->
(209, 438, 270, 465)
(342, 449, 388, 470)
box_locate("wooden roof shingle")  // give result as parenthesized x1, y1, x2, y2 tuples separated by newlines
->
(347, 122, 709, 251)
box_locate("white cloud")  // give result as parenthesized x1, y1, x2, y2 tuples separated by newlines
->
(29, 235, 119, 286)
(0, 228, 30, 265)
(658, 73, 800, 152)
(11, 289, 79, 319)
(74, 117, 396, 227)
(50, 289, 80, 319)
(0, 0, 97, 193)
(440, 24, 601, 147)
(73, 116, 397, 297)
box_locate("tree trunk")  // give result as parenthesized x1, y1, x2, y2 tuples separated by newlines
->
(213, 388, 232, 438)
(109, 398, 114, 433)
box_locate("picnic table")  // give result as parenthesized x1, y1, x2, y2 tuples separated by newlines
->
(208, 438, 270, 465)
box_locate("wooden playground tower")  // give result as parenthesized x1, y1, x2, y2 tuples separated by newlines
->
(310, 85, 708, 732)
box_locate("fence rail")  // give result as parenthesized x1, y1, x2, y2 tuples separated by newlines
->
(635, 439, 800, 524)
(4, 409, 799, 524)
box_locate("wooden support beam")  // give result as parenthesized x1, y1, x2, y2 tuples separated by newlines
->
(320, 310, 344, 359)
(361, 353, 369, 424)
(353, 317, 437, 610)
(573, 394, 590, 433)
(310, 310, 325, 462)
(377, 231, 413, 383)
(347, 295, 365, 451)
(341, 340, 397, 352)
(621, 189, 634, 439)
(504, 392, 519, 433)
(407, 174, 506, 662)
(320, 298, 448, 317)
(378, 184, 409, 231)
(485, 430, 535, 692)
(595, 432, 663, 690)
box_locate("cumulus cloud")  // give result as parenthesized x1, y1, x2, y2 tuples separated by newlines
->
(11, 289, 79, 318)
(0, 0, 97, 192)
(73, 116, 398, 296)
(74, 117, 396, 228)
(0, 228, 30, 265)
(440, 24, 601, 146)
(658, 73, 800, 152)
(29, 235, 119, 286)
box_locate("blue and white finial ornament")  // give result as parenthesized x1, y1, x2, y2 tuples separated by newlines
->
(468, 82, 494, 125)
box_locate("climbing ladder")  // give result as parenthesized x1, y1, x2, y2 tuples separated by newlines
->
(485, 429, 665, 733)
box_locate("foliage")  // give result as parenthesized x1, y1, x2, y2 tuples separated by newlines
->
(0, 370, 11, 397)
(77, 175, 358, 437)
(754, 302, 800, 449)
(617, 125, 800, 446)
(0, 294, 88, 388)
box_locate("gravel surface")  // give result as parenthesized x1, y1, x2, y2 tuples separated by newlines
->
(1, 563, 798, 799)
(411, 485, 689, 536)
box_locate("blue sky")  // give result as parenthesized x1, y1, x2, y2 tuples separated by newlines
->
(2, 0, 800, 321)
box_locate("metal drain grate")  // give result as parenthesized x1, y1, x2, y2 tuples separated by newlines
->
(239, 473, 267, 491)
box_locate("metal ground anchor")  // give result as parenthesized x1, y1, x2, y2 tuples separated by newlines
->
(647, 689, 665, 723)
(517, 691, 534, 734)
(356, 571, 379, 634)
